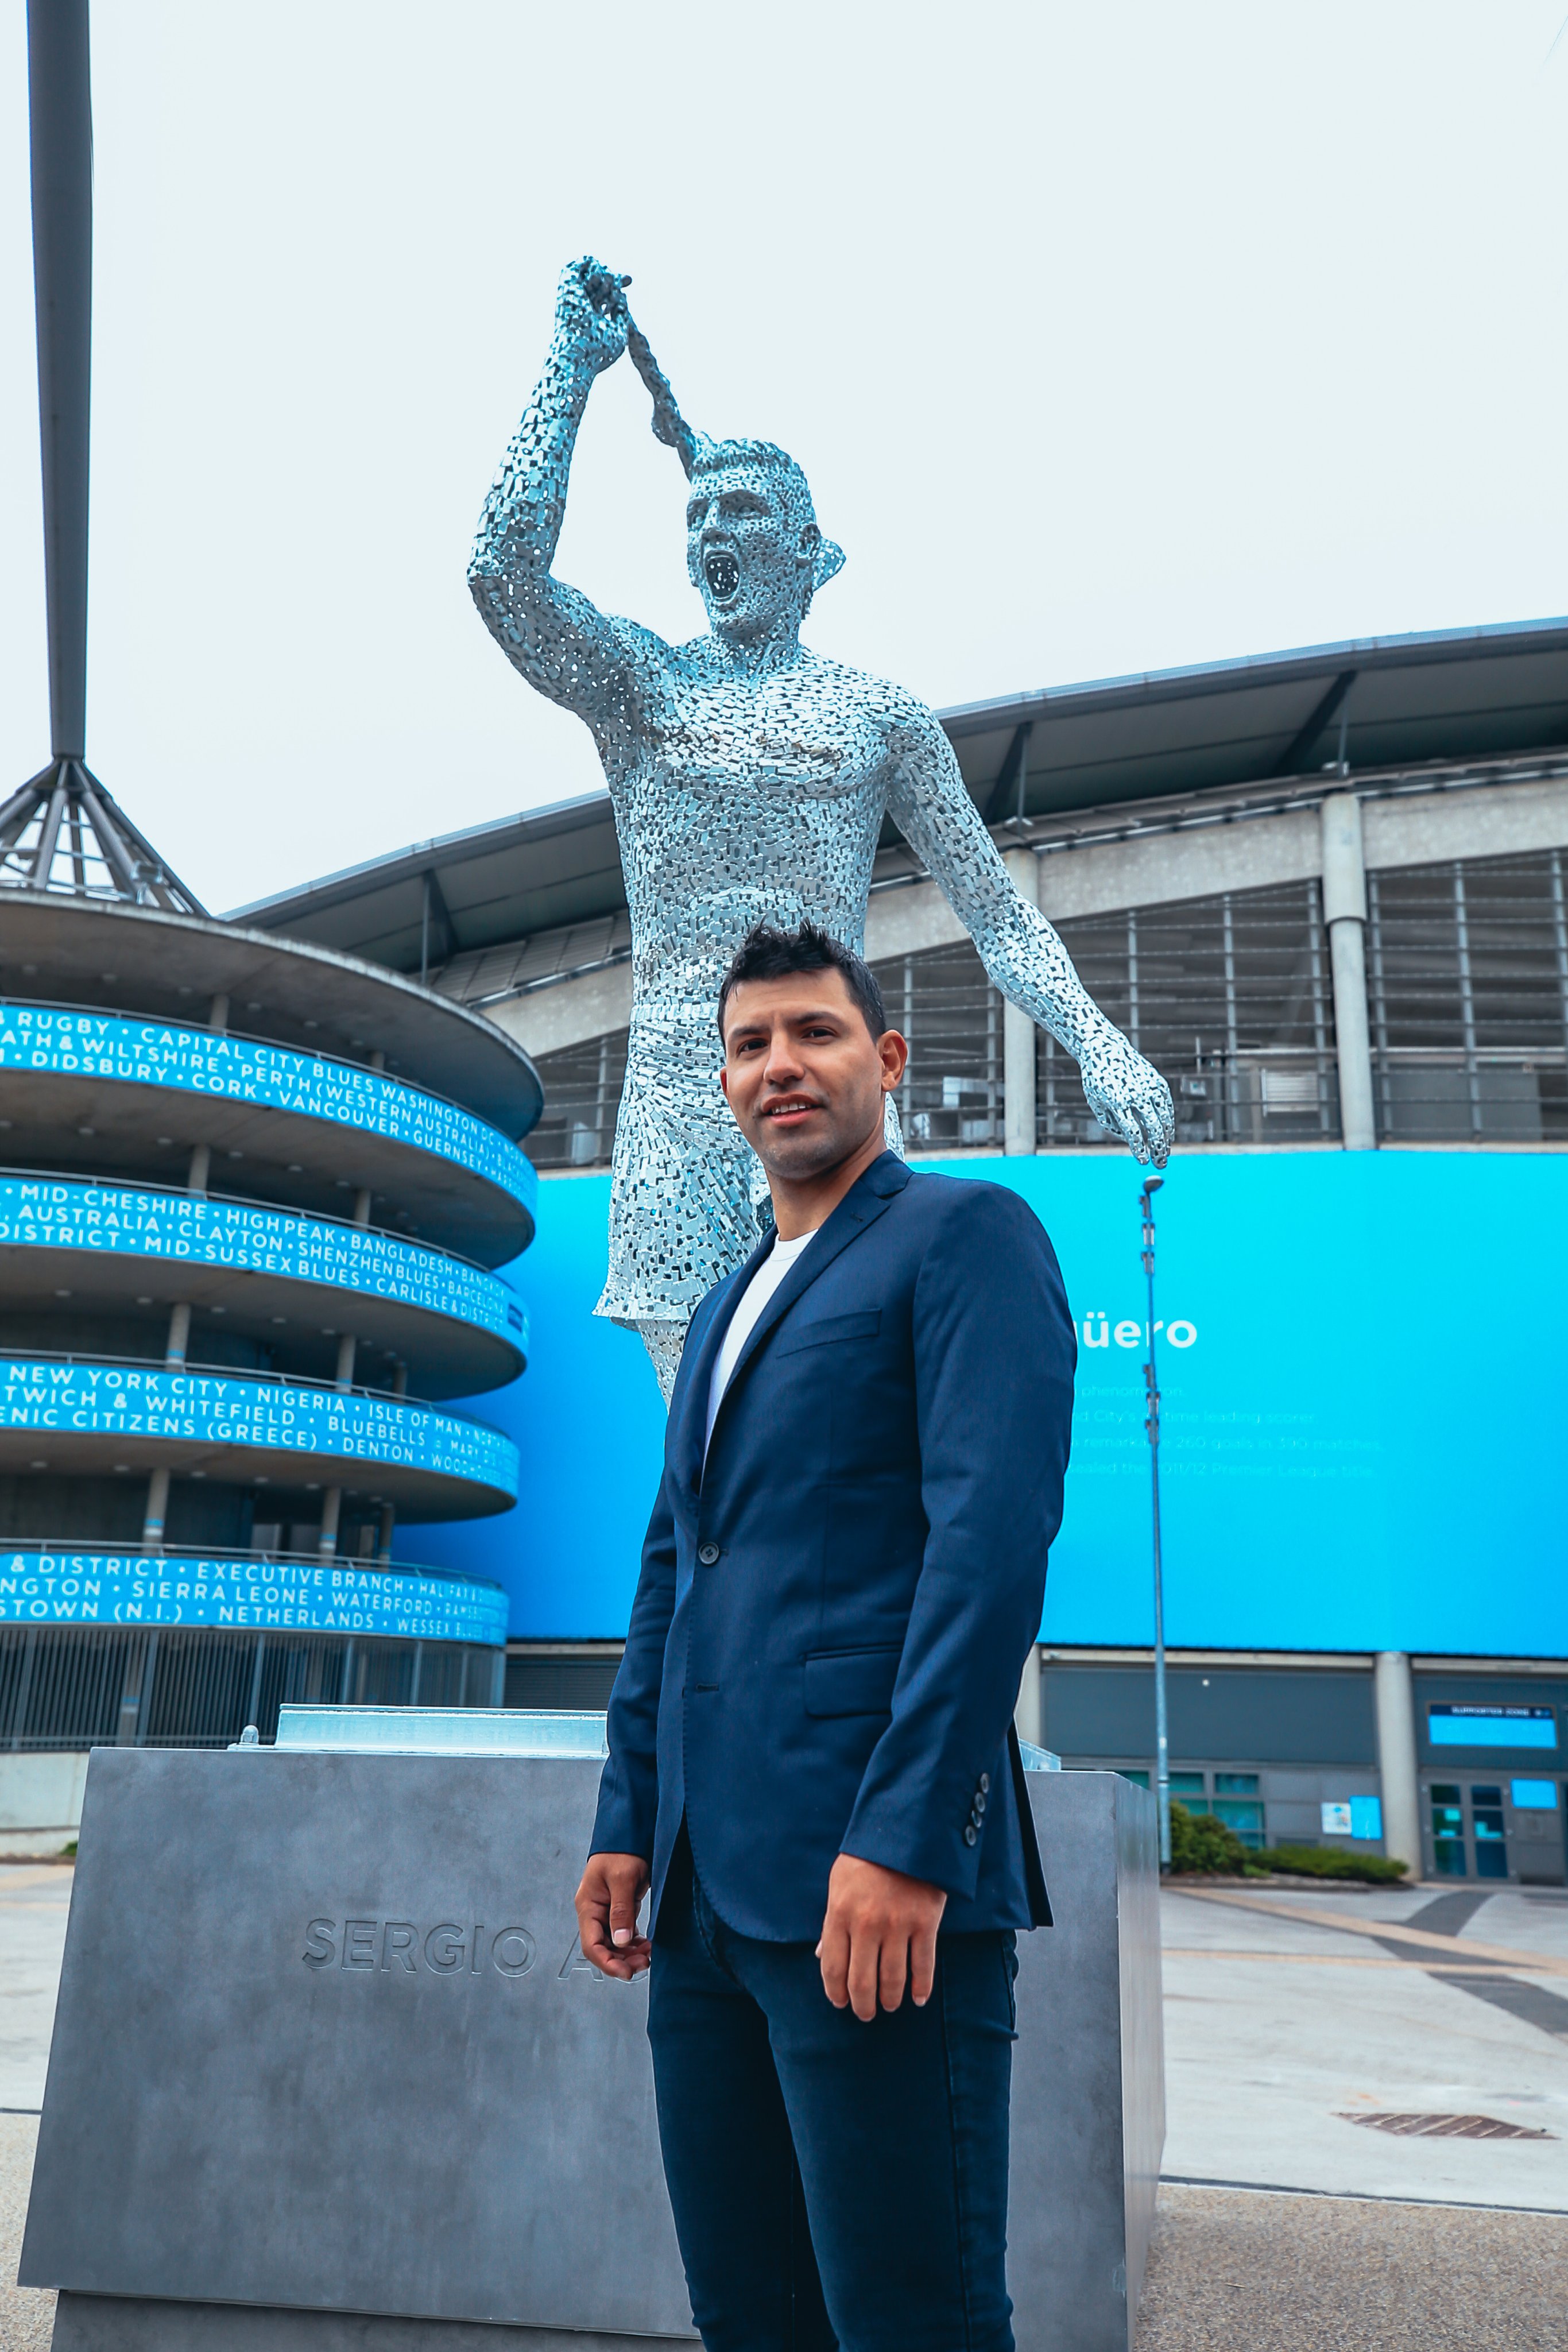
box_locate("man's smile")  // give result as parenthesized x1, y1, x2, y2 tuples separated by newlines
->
(759, 1094, 821, 1125)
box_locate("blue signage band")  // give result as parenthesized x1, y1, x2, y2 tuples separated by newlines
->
(0, 1359, 519, 1499)
(0, 1550, 509, 1644)
(0, 1004, 538, 1217)
(0, 1176, 527, 1352)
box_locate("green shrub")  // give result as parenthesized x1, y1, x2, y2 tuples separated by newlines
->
(1254, 1843, 1408, 1885)
(1167, 1800, 1248, 1875)
(1163, 1805, 1411, 1882)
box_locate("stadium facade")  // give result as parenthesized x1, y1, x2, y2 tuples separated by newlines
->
(0, 777, 543, 1804)
(242, 617, 1568, 1885)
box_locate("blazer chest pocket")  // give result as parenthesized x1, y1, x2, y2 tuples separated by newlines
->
(777, 1309, 881, 1357)
(804, 1645, 901, 1718)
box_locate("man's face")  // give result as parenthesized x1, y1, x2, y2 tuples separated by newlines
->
(719, 968, 908, 1182)
(687, 462, 816, 645)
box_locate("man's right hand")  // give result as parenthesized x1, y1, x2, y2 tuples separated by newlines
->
(554, 255, 632, 378)
(575, 1850, 652, 1979)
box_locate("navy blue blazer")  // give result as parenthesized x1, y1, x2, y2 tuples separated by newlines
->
(590, 1152, 1075, 1942)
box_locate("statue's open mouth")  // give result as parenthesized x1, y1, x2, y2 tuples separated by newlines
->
(703, 551, 741, 602)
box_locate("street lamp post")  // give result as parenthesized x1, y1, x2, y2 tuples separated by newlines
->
(1140, 1174, 1170, 1869)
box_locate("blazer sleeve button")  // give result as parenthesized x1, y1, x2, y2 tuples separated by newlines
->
(697, 1542, 721, 1565)
(979, 1773, 990, 1794)
(963, 1825, 979, 1847)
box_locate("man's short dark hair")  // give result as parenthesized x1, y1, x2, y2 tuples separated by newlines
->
(717, 921, 886, 1043)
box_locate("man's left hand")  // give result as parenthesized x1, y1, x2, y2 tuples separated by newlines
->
(816, 1854, 947, 2021)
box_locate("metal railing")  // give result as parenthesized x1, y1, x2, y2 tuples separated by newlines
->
(1037, 880, 1341, 1148)
(513, 849, 1568, 1165)
(881, 943, 1004, 1150)
(0, 1620, 504, 1754)
(1366, 852, 1568, 1143)
(526, 1030, 629, 1170)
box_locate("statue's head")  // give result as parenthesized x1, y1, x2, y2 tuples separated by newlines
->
(685, 440, 846, 645)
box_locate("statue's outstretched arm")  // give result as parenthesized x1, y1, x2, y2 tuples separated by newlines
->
(468, 256, 659, 724)
(885, 710, 1174, 1165)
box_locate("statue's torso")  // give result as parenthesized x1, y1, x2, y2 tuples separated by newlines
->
(602, 648, 896, 1008)
(582, 642, 910, 1322)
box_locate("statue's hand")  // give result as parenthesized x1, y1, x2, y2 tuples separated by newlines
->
(1077, 1029, 1175, 1167)
(553, 254, 632, 378)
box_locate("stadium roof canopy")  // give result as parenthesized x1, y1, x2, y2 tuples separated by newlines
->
(231, 617, 1568, 973)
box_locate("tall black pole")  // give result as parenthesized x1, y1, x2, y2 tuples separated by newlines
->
(1, 3, 204, 914)
(29, 0, 93, 763)
(1140, 1173, 1170, 1869)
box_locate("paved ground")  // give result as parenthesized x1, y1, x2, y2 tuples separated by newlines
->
(0, 1867, 1565, 2347)
(0, 1869, 70, 2350)
(1160, 1881, 1568, 2209)
(0, 1873, 70, 2119)
(0, 2119, 48, 2352)
(1136, 2183, 1568, 2350)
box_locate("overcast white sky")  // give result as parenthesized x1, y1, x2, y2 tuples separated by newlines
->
(2, 2, 1567, 915)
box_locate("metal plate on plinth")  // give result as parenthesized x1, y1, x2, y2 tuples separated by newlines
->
(269, 1706, 609, 1758)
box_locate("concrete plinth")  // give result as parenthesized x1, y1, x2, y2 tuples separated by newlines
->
(22, 1747, 1161, 2351)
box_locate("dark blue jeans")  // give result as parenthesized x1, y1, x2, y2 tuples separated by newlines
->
(647, 1836, 1019, 2352)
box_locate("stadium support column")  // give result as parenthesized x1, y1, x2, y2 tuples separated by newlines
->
(141, 1472, 168, 1551)
(164, 1302, 189, 1371)
(376, 1360, 406, 1565)
(318, 1333, 357, 1562)
(1002, 848, 1038, 1155)
(142, 1298, 192, 1546)
(1373, 1651, 1422, 1874)
(1321, 794, 1377, 1150)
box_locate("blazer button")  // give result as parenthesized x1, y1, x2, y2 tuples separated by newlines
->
(974, 1791, 986, 1815)
(963, 1825, 979, 1847)
(979, 1773, 990, 1795)
(697, 1542, 721, 1566)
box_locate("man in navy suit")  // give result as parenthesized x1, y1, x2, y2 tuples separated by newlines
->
(576, 922, 1075, 2352)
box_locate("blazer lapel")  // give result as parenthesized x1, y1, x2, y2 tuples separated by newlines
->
(672, 1232, 775, 1498)
(709, 1153, 909, 1445)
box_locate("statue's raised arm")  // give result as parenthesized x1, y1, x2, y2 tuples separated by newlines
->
(884, 705, 1174, 1164)
(468, 257, 663, 734)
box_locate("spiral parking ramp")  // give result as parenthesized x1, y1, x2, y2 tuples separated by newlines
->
(0, 892, 543, 1745)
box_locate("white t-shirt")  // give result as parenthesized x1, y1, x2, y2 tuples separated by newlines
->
(704, 1228, 818, 1454)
